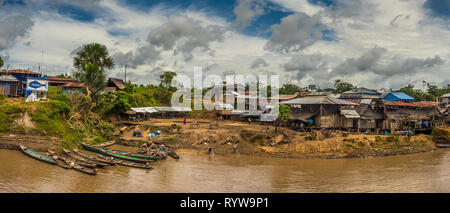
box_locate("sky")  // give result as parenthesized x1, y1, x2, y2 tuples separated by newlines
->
(0, 0, 449, 90)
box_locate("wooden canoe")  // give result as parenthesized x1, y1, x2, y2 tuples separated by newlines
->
(81, 143, 154, 164)
(436, 143, 450, 148)
(20, 145, 57, 165)
(168, 151, 180, 159)
(63, 149, 108, 167)
(95, 146, 163, 161)
(48, 150, 98, 168)
(72, 149, 115, 165)
(75, 148, 152, 169)
(46, 153, 72, 169)
(48, 151, 96, 175)
(95, 140, 116, 147)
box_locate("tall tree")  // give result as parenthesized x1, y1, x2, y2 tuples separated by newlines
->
(0, 56, 4, 68)
(159, 71, 177, 92)
(334, 79, 355, 93)
(73, 43, 114, 98)
(73, 64, 106, 97)
(280, 84, 301, 94)
(73, 43, 114, 71)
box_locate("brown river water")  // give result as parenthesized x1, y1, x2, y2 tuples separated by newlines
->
(1, 148, 450, 192)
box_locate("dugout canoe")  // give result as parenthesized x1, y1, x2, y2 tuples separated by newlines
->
(72, 149, 115, 165)
(95, 146, 163, 161)
(48, 150, 98, 168)
(48, 151, 96, 175)
(20, 145, 57, 165)
(63, 149, 108, 167)
(81, 143, 154, 164)
(76, 149, 152, 169)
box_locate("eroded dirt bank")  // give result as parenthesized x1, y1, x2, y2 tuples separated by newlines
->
(116, 118, 439, 159)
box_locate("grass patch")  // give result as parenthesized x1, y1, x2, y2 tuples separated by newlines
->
(249, 134, 264, 144)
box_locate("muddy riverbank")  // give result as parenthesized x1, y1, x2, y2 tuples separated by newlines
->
(115, 118, 439, 160)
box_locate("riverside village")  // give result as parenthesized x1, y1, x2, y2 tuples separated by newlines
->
(1, 0, 450, 194)
(1, 48, 449, 177)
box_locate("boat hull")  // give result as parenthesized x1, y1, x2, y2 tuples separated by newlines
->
(81, 143, 153, 164)
(20, 145, 57, 165)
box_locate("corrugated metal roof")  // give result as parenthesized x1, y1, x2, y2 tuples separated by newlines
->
(214, 103, 233, 110)
(281, 96, 357, 105)
(340, 109, 360, 118)
(131, 106, 191, 113)
(0, 75, 19, 81)
(342, 87, 379, 94)
(230, 110, 245, 115)
(388, 92, 415, 100)
(442, 93, 450, 98)
(360, 99, 373, 104)
(260, 114, 278, 121)
(131, 107, 158, 113)
(244, 111, 264, 116)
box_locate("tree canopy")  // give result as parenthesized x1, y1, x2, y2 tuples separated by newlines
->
(0, 56, 4, 68)
(334, 79, 355, 94)
(279, 84, 301, 94)
(397, 83, 450, 102)
(73, 43, 114, 71)
(72, 43, 114, 98)
(159, 71, 178, 92)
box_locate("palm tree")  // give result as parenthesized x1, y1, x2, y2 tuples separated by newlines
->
(73, 43, 114, 71)
(72, 43, 114, 98)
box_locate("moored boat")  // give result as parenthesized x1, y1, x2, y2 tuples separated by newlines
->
(95, 140, 116, 147)
(20, 145, 57, 165)
(48, 151, 96, 175)
(168, 151, 180, 159)
(48, 150, 98, 168)
(436, 143, 450, 148)
(63, 149, 108, 167)
(81, 143, 155, 164)
(72, 149, 115, 165)
(95, 146, 162, 161)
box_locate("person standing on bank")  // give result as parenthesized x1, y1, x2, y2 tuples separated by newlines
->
(208, 146, 212, 154)
(233, 143, 237, 153)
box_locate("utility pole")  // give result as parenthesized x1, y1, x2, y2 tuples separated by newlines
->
(124, 64, 128, 83)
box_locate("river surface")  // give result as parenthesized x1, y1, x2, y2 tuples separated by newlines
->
(1, 148, 450, 192)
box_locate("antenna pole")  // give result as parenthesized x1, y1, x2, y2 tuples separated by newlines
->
(125, 64, 128, 83)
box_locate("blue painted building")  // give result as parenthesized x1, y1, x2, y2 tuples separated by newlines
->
(62, 82, 85, 95)
(25, 76, 49, 102)
(383, 92, 415, 102)
(0, 75, 20, 96)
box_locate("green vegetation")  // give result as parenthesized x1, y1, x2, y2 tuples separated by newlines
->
(333, 79, 355, 94)
(159, 71, 178, 92)
(397, 82, 450, 102)
(0, 56, 4, 68)
(73, 43, 115, 98)
(279, 84, 301, 94)
(249, 134, 264, 144)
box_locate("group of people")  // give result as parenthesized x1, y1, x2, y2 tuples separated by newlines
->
(140, 142, 168, 158)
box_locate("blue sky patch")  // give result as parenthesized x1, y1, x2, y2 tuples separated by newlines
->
(424, 0, 450, 19)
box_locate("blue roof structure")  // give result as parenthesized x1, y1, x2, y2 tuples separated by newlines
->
(383, 92, 415, 101)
